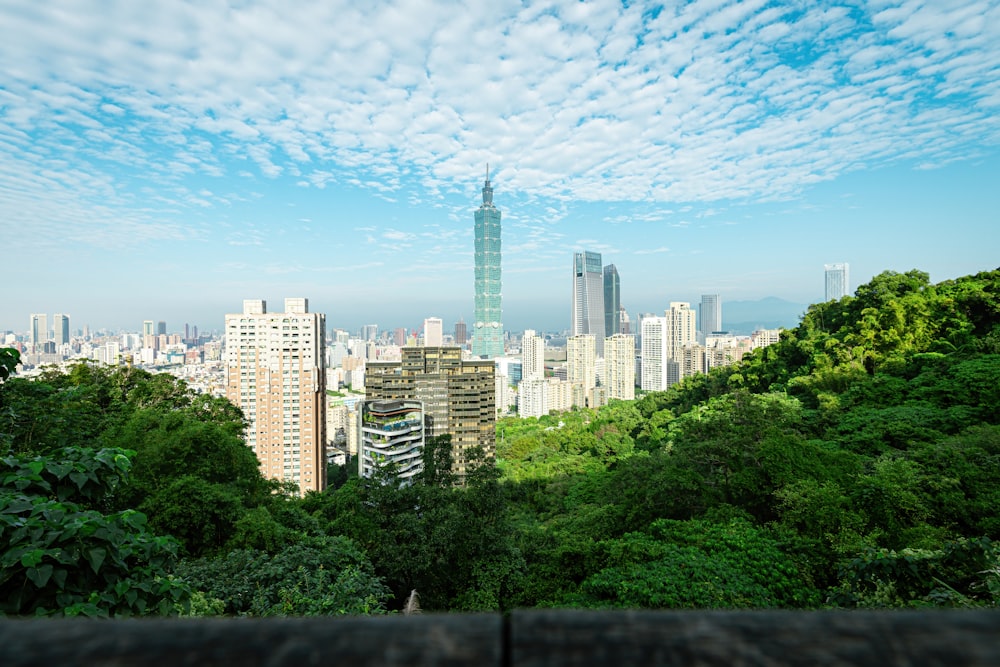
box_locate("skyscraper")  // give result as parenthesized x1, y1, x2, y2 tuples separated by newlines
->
(225, 298, 326, 495)
(567, 334, 596, 390)
(454, 319, 467, 347)
(603, 264, 620, 337)
(699, 294, 722, 340)
(423, 317, 443, 347)
(29, 314, 47, 348)
(572, 251, 605, 356)
(366, 347, 495, 483)
(521, 329, 545, 381)
(52, 314, 70, 346)
(472, 168, 504, 359)
(157, 321, 167, 336)
(640, 316, 667, 391)
(666, 302, 698, 386)
(825, 263, 850, 301)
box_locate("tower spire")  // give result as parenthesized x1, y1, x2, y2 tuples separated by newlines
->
(481, 163, 494, 206)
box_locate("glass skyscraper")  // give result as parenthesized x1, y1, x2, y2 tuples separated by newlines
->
(573, 251, 606, 357)
(825, 263, 850, 301)
(472, 169, 504, 359)
(603, 264, 620, 337)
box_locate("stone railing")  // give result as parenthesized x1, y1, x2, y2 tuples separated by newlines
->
(1, 609, 998, 666)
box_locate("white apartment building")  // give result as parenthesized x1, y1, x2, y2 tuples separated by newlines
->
(522, 329, 545, 381)
(605, 333, 635, 401)
(225, 298, 326, 495)
(641, 316, 668, 391)
(567, 334, 596, 391)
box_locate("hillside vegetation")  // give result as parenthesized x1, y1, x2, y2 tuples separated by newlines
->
(2, 268, 999, 615)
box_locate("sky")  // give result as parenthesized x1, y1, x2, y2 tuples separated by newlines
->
(2, 0, 999, 336)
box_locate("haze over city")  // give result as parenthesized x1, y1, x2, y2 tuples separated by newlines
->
(2, 0, 998, 333)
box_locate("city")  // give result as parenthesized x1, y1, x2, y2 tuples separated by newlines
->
(2, 0, 998, 626)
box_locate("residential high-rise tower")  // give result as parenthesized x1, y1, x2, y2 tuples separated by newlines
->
(825, 263, 850, 301)
(472, 167, 504, 359)
(572, 251, 605, 356)
(605, 333, 636, 401)
(225, 298, 326, 495)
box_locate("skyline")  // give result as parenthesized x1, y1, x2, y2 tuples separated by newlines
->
(2, 1, 999, 334)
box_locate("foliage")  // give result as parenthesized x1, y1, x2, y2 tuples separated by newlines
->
(0, 447, 190, 617)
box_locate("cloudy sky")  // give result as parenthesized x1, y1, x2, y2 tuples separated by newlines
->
(2, 0, 998, 335)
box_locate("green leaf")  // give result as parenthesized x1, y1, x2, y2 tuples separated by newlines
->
(86, 546, 107, 574)
(27, 564, 54, 588)
(20, 549, 44, 568)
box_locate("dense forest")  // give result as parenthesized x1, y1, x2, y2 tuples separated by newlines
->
(2, 268, 999, 616)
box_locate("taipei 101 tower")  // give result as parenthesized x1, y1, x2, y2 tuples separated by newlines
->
(472, 166, 504, 359)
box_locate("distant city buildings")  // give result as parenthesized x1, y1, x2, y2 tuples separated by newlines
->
(225, 297, 326, 495)
(454, 319, 467, 346)
(825, 263, 850, 301)
(572, 251, 605, 357)
(472, 168, 504, 359)
(605, 333, 635, 401)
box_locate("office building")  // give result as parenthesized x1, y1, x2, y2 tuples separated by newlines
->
(29, 314, 47, 347)
(699, 294, 722, 340)
(225, 298, 326, 495)
(472, 168, 504, 359)
(423, 317, 443, 347)
(572, 251, 605, 356)
(52, 314, 70, 346)
(603, 264, 620, 337)
(157, 321, 167, 336)
(605, 333, 636, 401)
(366, 347, 495, 482)
(359, 399, 425, 483)
(454, 319, 467, 346)
(825, 263, 850, 301)
(142, 320, 155, 338)
(362, 324, 379, 342)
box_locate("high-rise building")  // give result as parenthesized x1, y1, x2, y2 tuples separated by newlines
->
(825, 263, 850, 301)
(29, 314, 47, 347)
(572, 251, 605, 356)
(366, 347, 495, 482)
(522, 329, 545, 381)
(640, 316, 667, 391)
(53, 314, 70, 346)
(603, 264, 620, 337)
(157, 321, 167, 336)
(699, 294, 722, 340)
(225, 298, 326, 495)
(423, 317, 443, 347)
(393, 327, 407, 347)
(358, 399, 425, 484)
(605, 333, 636, 401)
(666, 302, 698, 386)
(454, 319, 467, 346)
(362, 324, 379, 342)
(567, 334, 596, 391)
(472, 168, 504, 359)
(142, 320, 155, 338)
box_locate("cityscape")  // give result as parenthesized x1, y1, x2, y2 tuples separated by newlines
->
(1, 0, 999, 623)
(7, 173, 849, 493)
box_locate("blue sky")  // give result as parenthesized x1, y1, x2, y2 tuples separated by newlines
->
(2, 0, 998, 335)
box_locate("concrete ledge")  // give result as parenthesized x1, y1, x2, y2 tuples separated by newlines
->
(1, 610, 998, 667)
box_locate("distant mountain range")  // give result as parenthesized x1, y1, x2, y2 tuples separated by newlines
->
(721, 297, 811, 334)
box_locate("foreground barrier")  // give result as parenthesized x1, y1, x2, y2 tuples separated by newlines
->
(1, 609, 998, 666)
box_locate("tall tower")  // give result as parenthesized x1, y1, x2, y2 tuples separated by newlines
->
(567, 334, 596, 390)
(29, 314, 47, 348)
(521, 329, 545, 381)
(423, 317, 443, 347)
(603, 264, 620, 337)
(825, 263, 850, 301)
(699, 294, 722, 340)
(225, 297, 327, 495)
(52, 314, 70, 346)
(605, 333, 636, 401)
(473, 167, 504, 359)
(572, 251, 606, 356)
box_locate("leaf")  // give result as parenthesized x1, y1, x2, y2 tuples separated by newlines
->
(86, 546, 107, 574)
(20, 549, 44, 568)
(27, 564, 54, 588)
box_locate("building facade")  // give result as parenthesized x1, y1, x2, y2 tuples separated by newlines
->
(605, 333, 636, 401)
(522, 329, 545, 381)
(699, 294, 721, 340)
(572, 251, 606, 356)
(472, 169, 504, 359)
(603, 264, 620, 337)
(423, 317, 443, 347)
(225, 298, 327, 495)
(567, 334, 596, 392)
(365, 346, 495, 482)
(825, 263, 850, 301)
(359, 399, 425, 484)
